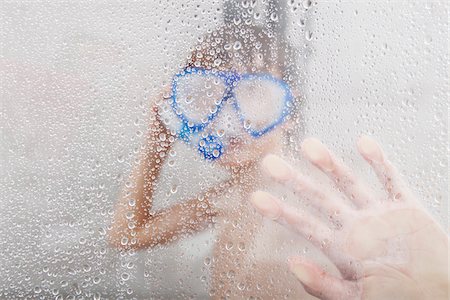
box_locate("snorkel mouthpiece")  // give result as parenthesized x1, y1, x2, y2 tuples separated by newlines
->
(198, 134, 224, 161)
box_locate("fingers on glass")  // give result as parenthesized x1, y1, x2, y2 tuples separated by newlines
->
(288, 257, 359, 300)
(357, 135, 410, 202)
(261, 154, 293, 182)
(249, 191, 282, 220)
(301, 138, 375, 208)
(262, 154, 352, 217)
(250, 191, 331, 248)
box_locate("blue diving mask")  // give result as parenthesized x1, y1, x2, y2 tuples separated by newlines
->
(167, 67, 294, 161)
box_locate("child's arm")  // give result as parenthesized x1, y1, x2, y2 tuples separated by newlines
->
(108, 106, 219, 250)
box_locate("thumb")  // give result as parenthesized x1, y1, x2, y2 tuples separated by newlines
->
(288, 257, 359, 300)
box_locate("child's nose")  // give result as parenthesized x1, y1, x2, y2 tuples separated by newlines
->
(208, 102, 245, 138)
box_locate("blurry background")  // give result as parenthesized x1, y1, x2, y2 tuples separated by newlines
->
(1, 0, 448, 298)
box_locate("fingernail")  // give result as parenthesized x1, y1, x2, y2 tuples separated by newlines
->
(301, 138, 334, 172)
(357, 135, 384, 163)
(288, 257, 312, 285)
(250, 191, 282, 220)
(262, 154, 293, 181)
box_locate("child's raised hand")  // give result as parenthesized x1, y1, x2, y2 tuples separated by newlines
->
(250, 136, 449, 300)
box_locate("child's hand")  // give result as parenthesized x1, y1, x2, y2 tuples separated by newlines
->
(250, 136, 449, 300)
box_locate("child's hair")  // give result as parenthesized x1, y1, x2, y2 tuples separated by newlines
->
(185, 24, 299, 86)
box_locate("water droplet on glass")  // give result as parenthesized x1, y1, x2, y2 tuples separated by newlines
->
(225, 242, 233, 250)
(302, 0, 312, 9)
(238, 242, 246, 251)
(121, 272, 130, 281)
(270, 12, 278, 22)
(204, 257, 211, 266)
(185, 95, 194, 104)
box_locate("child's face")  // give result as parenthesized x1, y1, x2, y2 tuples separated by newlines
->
(177, 46, 294, 166)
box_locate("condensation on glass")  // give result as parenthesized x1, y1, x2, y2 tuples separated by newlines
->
(0, 0, 447, 299)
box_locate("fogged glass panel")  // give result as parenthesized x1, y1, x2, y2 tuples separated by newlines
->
(1, 1, 447, 299)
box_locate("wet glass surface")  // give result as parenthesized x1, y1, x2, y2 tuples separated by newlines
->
(1, 1, 447, 298)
